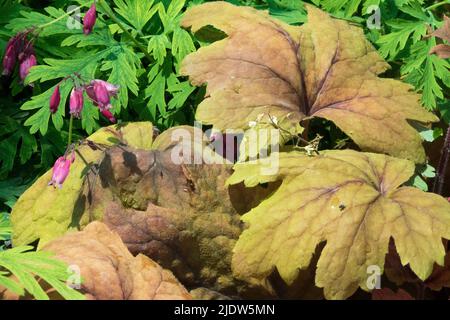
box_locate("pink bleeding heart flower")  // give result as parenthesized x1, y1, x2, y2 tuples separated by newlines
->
(2, 35, 21, 76)
(92, 80, 112, 110)
(91, 79, 119, 98)
(85, 84, 97, 106)
(69, 87, 84, 118)
(101, 109, 116, 123)
(2, 43, 17, 76)
(48, 156, 73, 189)
(19, 53, 36, 83)
(83, 3, 97, 35)
(50, 85, 61, 114)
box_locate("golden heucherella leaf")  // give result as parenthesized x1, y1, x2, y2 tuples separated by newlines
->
(10, 122, 154, 247)
(181, 2, 438, 163)
(227, 150, 450, 299)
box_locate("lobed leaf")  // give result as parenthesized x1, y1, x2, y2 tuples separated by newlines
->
(10, 122, 155, 248)
(228, 150, 450, 299)
(41, 222, 192, 300)
(181, 2, 438, 163)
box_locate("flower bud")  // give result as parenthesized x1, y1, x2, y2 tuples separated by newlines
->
(92, 80, 111, 110)
(70, 87, 84, 118)
(48, 156, 72, 189)
(2, 45, 16, 76)
(83, 3, 97, 35)
(19, 54, 36, 83)
(101, 109, 116, 123)
(50, 85, 61, 114)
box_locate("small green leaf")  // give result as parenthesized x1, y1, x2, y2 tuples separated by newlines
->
(172, 27, 195, 65)
(147, 34, 170, 65)
(0, 116, 37, 175)
(419, 126, 443, 142)
(0, 246, 85, 300)
(113, 0, 158, 31)
(145, 68, 167, 116)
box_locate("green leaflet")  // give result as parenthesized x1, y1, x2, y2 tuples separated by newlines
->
(0, 245, 85, 300)
(376, 1, 449, 110)
(148, 34, 170, 65)
(0, 214, 11, 242)
(113, 0, 159, 31)
(0, 116, 37, 176)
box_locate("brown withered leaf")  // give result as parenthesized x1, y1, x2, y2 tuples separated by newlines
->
(424, 250, 450, 291)
(43, 222, 192, 300)
(372, 288, 414, 300)
(82, 127, 275, 298)
(385, 240, 450, 292)
(429, 44, 450, 59)
(181, 2, 438, 163)
(431, 16, 450, 43)
(90, 155, 272, 297)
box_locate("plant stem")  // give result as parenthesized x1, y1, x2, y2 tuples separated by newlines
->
(426, 0, 450, 11)
(68, 115, 74, 147)
(37, 6, 82, 30)
(433, 126, 450, 195)
(96, 0, 154, 62)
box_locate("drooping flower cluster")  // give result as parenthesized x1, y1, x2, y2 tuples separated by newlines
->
(50, 78, 119, 123)
(47, 77, 119, 189)
(3, 3, 114, 190)
(2, 31, 37, 84)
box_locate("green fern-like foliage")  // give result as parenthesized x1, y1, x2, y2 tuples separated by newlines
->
(0, 217, 84, 300)
(0, 215, 11, 243)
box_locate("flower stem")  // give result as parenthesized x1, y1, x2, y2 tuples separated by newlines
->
(96, 0, 153, 62)
(426, 0, 450, 11)
(433, 126, 450, 195)
(68, 115, 74, 147)
(37, 6, 82, 30)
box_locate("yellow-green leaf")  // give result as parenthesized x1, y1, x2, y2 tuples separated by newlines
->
(181, 2, 438, 163)
(228, 150, 450, 299)
(10, 122, 154, 248)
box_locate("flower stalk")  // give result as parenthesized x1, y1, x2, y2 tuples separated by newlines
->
(433, 126, 450, 195)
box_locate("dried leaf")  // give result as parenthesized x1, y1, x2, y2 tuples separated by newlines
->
(88, 140, 267, 297)
(429, 44, 450, 59)
(42, 222, 192, 300)
(431, 16, 450, 43)
(424, 250, 450, 291)
(227, 150, 450, 299)
(372, 288, 414, 300)
(181, 2, 438, 163)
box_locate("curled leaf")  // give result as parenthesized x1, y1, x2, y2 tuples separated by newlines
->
(227, 150, 450, 299)
(181, 2, 438, 163)
(43, 222, 192, 300)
